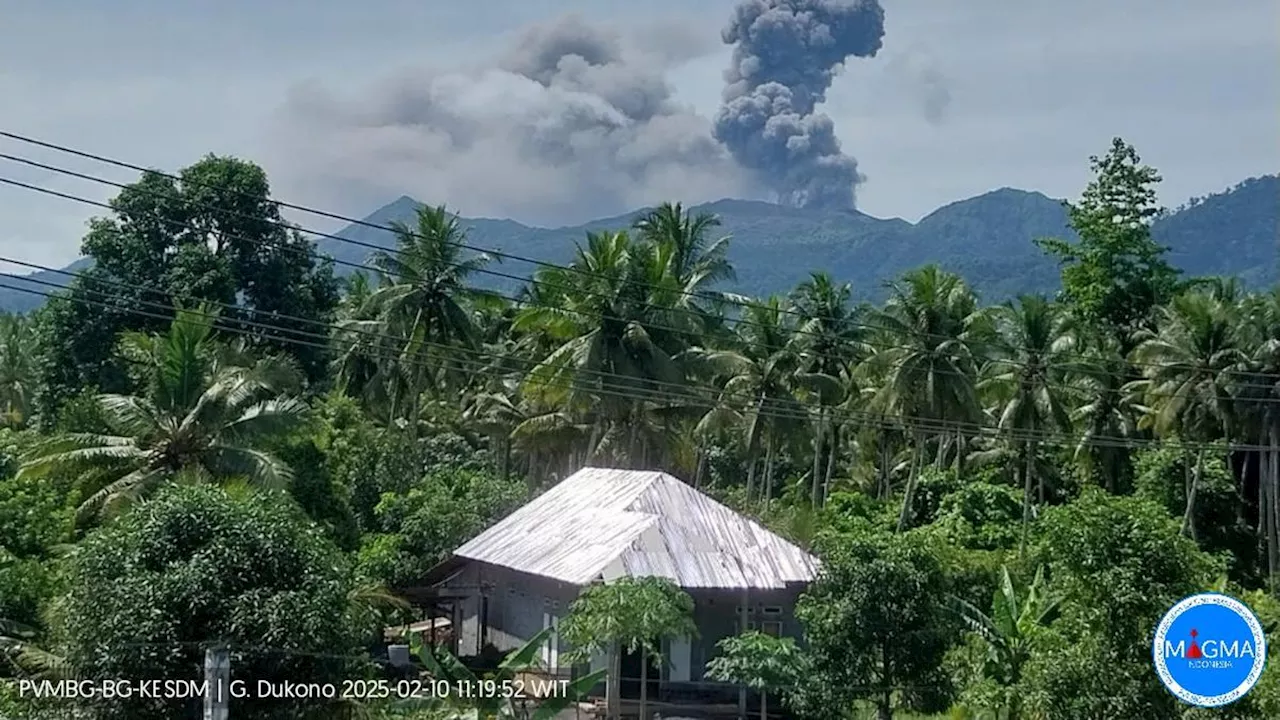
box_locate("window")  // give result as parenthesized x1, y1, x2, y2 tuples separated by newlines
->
(542, 612, 560, 670)
(743, 619, 783, 636)
(762, 606, 783, 617)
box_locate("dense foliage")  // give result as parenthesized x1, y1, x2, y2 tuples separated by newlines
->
(285, 176, 1278, 309)
(1, 139, 1278, 719)
(60, 484, 372, 720)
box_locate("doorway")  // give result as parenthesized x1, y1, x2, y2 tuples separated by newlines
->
(619, 645, 661, 700)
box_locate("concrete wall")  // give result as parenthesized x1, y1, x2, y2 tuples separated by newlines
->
(442, 561, 808, 682)
(686, 586, 806, 681)
(439, 562, 579, 671)
(435, 561, 482, 656)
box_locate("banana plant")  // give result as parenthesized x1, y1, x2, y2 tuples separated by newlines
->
(951, 565, 1059, 687)
(404, 626, 605, 720)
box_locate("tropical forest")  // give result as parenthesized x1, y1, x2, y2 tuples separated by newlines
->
(1, 137, 1278, 720)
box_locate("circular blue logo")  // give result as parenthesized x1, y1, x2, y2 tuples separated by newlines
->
(1152, 593, 1267, 707)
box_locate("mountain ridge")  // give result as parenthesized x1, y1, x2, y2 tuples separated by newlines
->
(320, 176, 1279, 301)
(2, 176, 1275, 313)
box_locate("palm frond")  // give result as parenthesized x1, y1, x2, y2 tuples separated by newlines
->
(204, 445, 294, 489)
(217, 397, 310, 443)
(77, 466, 171, 521)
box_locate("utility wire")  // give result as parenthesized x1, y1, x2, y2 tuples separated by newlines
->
(5, 149, 1277, 392)
(6, 245, 1279, 407)
(0, 277, 1274, 453)
(2, 171, 1278, 409)
(2, 134, 1276, 384)
(0, 162, 988, 393)
(1, 254, 1275, 446)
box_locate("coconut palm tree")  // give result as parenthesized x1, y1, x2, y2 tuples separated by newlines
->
(0, 313, 35, 428)
(514, 231, 685, 468)
(1198, 275, 1248, 304)
(791, 272, 866, 508)
(865, 266, 983, 531)
(632, 201, 735, 303)
(980, 295, 1075, 554)
(332, 270, 399, 417)
(511, 404, 593, 483)
(18, 306, 307, 519)
(1236, 289, 1280, 583)
(463, 388, 523, 483)
(332, 314, 401, 423)
(364, 204, 493, 432)
(687, 296, 802, 506)
(1069, 331, 1141, 493)
(1131, 291, 1246, 538)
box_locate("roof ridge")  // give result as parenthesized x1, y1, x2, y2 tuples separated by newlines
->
(643, 471, 815, 554)
(451, 467, 819, 588)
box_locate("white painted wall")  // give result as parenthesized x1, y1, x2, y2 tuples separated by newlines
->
(668, 636, 691, 682)
(600, 557, 627, 582)
(541, 608, 560, 671)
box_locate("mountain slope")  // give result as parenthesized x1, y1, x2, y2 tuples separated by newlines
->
(0, 258, 93, 314)
(1156, 176, 1279, 288)
(4, 176, 1275, 313)
(313, 175, 1277, 301)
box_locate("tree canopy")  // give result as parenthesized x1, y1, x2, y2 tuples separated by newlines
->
(0, 139, 1277, 719)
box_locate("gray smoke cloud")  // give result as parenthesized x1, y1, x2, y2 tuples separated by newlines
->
(886, 50, 952, 125)
(714, 0, 886, 209)
(269, 16, 759, 227)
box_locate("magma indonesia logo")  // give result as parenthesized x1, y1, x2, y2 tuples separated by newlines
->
(1153, 593, 1268, 707)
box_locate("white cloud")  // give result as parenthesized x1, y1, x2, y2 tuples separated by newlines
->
(0, 0, 1273, 266)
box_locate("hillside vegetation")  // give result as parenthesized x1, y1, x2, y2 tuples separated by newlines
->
(313, 174, 1278, 301)
(4, 174, 1273, 315)
(1, 138, 1279, 719)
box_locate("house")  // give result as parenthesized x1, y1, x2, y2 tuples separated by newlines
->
(411, 467, 819, 692)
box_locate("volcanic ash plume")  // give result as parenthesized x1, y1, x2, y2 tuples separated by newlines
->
(269, 16, 756, 227)
(714, 0, 886, 209)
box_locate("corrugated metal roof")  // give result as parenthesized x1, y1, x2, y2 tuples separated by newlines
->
(452, 467, 819, 589)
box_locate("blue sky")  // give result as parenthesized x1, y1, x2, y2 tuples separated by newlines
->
(1, 0, 1276, 269)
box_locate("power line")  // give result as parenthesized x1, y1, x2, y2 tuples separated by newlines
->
(0, 277, 1273, 453)
(1, 151, 1278, 404)
(2, 133, 1275, 385)
(1, 256, 1274, 449)
(0, 277, 965, 445)
(0, 174, 1113, 398)
(0, 235, 1275, 451)
(0, 130, 753, 313)
(5, 147, 1277, 394)
(6, 246, 1279, 410)
(2, 171, 1278, 412)
(0, 160, 937, 391)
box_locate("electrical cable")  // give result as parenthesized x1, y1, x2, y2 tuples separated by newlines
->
(2, 169, 1278, 409)
(2, 133, 1275, 384)
(0, 277, 1273, 453)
